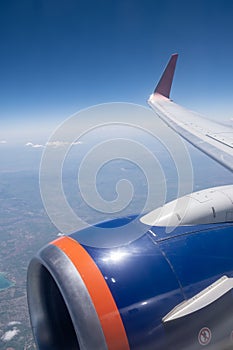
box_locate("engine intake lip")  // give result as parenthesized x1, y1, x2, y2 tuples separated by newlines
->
(27, 244, 107, 350)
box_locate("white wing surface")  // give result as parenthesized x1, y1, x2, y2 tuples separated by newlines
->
(149, 54, 233, 172)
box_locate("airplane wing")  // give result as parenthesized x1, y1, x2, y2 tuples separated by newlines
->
(148, 54, 233, 172)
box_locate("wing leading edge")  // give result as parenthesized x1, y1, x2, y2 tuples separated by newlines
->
(149, 55, 233, 172)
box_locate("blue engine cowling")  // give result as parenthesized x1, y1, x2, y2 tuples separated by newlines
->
(27, 216, 233, 349)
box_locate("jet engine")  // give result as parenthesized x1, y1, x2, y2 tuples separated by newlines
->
(27, 185, 233, 350)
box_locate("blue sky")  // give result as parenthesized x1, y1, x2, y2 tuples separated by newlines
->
(1, 0, 233, 143)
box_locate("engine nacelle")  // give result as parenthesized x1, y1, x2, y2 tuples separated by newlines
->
(28, 209, 233, 349)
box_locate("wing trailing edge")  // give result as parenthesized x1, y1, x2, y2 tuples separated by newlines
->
(154, 53, 178, 98)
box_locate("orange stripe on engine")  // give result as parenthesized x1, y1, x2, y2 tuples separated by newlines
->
(51, 236, 130, 350)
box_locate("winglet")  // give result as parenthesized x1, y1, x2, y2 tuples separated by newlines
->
(154, 54, 178, 98)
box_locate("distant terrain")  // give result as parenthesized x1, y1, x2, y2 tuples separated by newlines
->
(0, 171, 57, 350)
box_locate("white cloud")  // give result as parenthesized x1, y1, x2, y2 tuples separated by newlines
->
(46, 140, 83, 147)
(1, 327, 20, 342)
(25, 142, 44, 148)
(7, 321, 21, 326)
(0, 140, 6, 144)
(46, 141, 68, 147)
(25, 140, 83, 149)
